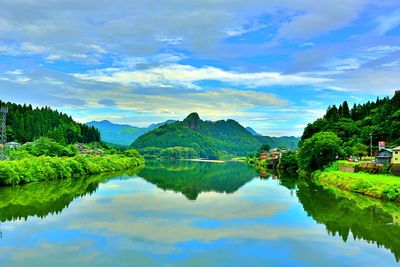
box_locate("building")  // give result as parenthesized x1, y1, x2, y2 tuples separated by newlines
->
(259, 152, 269, 160)
(376, 148, 393, 164)
(5, 142, 21, 150)
(392, 147, 400, 165)
(270, 151, 282, 159)
(92, 149, 102, 156)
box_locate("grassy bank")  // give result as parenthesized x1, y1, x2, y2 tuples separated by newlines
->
(0, 154, 144, 186)
(314, 162, 400, 202)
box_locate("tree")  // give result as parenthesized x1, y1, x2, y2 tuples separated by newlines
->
(301, 92, 400, 149)
(259, 143, 271, 153)
(279, 151, 298, 171)
(0, 100, 101, 144)
(342, 101, 351, 118)
(352, 143, 368, 160)
(298, 132, 342, 171)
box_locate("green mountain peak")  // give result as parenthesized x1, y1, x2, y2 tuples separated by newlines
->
(183, 112, 201, 129)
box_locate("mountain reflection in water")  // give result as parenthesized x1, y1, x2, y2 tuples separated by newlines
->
(0, 161, 399, 265)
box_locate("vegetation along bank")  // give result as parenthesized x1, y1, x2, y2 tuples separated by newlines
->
(248, 91, 400, 202)
(0, 137, 144, 186)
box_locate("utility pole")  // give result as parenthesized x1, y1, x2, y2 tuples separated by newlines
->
(0, 106, 8, 160)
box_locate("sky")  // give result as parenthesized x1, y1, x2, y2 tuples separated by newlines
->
(0, 0, 400, 136)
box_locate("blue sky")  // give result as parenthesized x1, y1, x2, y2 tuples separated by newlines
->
(0, 0, 400, 136)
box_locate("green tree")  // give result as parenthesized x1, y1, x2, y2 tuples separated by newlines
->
(259, 143, 271, 153)
(298, 132, 342, 171)
(352, 143, 368, 160)
(342, 101, 351, 118)
(0, 100, 101, 144)
(279, 151, 298, 171)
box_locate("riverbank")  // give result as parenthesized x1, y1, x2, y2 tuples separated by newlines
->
(0, 154, 145, 186)
(314, 163, 400, 202)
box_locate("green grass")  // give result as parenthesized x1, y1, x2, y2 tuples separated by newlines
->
(314, 169, 400, 201)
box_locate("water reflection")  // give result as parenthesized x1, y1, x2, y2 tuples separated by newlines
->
(0, 161, 399, 266)
(0, 168, 141, 222)
(138, 160, 257, 200)
(296, 180, 400, 262)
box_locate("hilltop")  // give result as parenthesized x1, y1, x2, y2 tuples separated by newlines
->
(132, 113, 299, 159)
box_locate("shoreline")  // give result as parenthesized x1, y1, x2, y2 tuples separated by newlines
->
(0, 154, 145, 187)
(313, 168, 400, 202)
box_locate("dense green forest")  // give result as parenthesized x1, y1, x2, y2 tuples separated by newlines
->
(269, 90, 400, 173)
(301, 91, 400, 147)
(132, 113, 299, 159)
(133, 113, 262, 159)
(0, 100, 100, 144)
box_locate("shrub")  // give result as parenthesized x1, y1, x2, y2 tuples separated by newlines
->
(0, 154, 144, 186)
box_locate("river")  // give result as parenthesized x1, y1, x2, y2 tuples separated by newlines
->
(0, 160, 399, 266)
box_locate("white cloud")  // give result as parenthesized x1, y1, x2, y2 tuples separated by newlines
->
(74, 64, 329, 88)
(46, 54, 61, 61)
(88, 44, 107, 54)
(20, 42, 46, 53)
(5, 69, 23, 75)
(374, 9, 400, 35)
(325, 57, 362, 71)
(154, 35, 183, 45)
(226, 21, 267, 37)
(365, 45, 400, 54)
(275, 0, 367, 40)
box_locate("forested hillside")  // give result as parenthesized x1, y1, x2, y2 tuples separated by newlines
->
(256, 136, 299, 150)
(301, 91, 400, 148)
(0, 100, 100, 144)
(132, 113, 263, 159)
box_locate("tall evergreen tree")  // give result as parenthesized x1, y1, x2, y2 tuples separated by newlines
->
(342, 101, 351, 118)
(0, 100, 101, 144)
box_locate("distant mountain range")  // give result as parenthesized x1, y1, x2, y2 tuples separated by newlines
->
(88, 115, 299, 152)
(245, 127, 261, 136)
(86, 120, 175, 146)
(246, 127, 299, 150)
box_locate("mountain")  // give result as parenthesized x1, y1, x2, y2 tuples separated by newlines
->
(301, 90, 400, 147)
(245, 127, 261, 136)
(246, 127, 299, 149)
(132, 113, 260, 158)
(138, 160, 257, 200)
(132, 113, 300, 159)
(147, 120, 176, 131)
(0, 100, 100, 144)
(256, 136, 300, 150)
(86, 120, 175, 146)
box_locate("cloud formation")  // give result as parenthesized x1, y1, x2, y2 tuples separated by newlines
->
(74, 64, 329, 89)
(0, 0, 400, 135)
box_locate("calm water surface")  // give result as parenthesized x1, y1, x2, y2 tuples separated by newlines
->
(0, 160, 399, 266)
